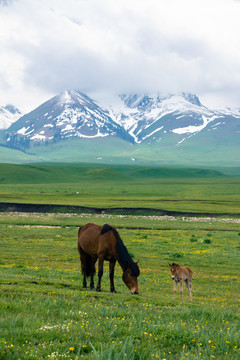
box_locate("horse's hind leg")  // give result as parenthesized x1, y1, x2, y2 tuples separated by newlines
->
(96, 254, 104, 292)
(79, 248, 87, 288)
(82, 273, 87, 288)
(109, 260, 116, 293)
(90, 256, 97, 290)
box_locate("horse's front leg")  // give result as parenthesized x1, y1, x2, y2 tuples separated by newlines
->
(109, 260, 116, 293)
(96, 254, 104, 292)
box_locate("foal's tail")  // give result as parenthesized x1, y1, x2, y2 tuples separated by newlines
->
(187, 267, 193, 280)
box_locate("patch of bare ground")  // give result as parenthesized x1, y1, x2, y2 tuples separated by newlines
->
(2, 211, 240, 224)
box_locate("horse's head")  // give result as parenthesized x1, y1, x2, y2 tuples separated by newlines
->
(122, 262, 139, 294)
(169, 263, 179, 280)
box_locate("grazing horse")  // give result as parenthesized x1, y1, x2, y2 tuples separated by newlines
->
(78, 223, 140, 294)
(169, 263, 193, 301)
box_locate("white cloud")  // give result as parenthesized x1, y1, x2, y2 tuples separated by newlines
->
(0, 0, 240, 111)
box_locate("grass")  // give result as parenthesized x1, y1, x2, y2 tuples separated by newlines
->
(0, 163, 226, 184)
(0, 213, 240, 359)
(0, 163, 240, 214)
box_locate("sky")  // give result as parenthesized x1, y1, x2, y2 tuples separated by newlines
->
(0, 0, 240, 112)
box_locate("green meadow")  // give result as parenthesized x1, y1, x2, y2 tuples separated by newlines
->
(0, 163, 240, 214)
(0, 213, 240, 360)
(0, 163, 240, 359)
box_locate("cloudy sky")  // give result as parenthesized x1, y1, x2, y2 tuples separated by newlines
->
(1, 0, 240, 112)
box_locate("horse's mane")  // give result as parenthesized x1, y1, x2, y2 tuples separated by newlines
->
(101, 224, 140, 277)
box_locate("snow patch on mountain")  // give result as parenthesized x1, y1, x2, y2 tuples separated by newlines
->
(172, 115, 218, 134)
(142, 126, 164, 141)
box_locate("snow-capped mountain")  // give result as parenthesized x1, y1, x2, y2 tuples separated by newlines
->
(5, 91, 133, 147)
(4, 90, 240, 151)
(108, 93, 240, 144)
(0, 104, 22, 130)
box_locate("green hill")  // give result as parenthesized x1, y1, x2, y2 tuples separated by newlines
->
(0, 134, 239, 169)
(0, 163, 225, 185)
(0, 145, 40, 163)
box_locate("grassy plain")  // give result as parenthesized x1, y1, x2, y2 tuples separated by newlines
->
(1, 163, 240, 214)
(0, 163, 240, 359)
(0, 213, 240, 360)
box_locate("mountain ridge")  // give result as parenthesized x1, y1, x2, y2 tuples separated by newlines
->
(1, 90, 239, 167)
(4, 90, 240, 145)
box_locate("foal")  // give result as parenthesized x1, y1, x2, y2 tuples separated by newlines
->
(169, 263, 193, 301)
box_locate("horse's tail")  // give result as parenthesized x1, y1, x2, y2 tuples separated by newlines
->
(78, 248, 95, 277)
(78, 226, 95, 277)
(83, 253, 94, 277)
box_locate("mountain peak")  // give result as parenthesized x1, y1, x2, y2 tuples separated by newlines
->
(4, 104, 22, 115)
(3, 90, 239, 150)
(182, 92, 202, 107)
(0, 104, 22, 130)
(119, 92, 203, 110)
(5, 90, 134, 146)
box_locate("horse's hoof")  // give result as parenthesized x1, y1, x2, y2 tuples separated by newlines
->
(111, 289, 117, 293)
(83, 286, 87, 289)
(96, 288, 101, 292)
(90, 287, 95, 291)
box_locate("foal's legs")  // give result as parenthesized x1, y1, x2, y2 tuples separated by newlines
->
(109, 260, 116, 293)
(179, 280, 184, 300)
(186, 279, 192, 301)
(173, 280, 178, 298)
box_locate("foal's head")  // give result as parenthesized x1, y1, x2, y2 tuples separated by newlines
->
(169, 263, 180, 280)
(122, 262, 139, 294)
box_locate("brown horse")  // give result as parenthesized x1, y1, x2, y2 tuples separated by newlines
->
(169, 263, 193, 301)
(78, 223, 140, 294)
